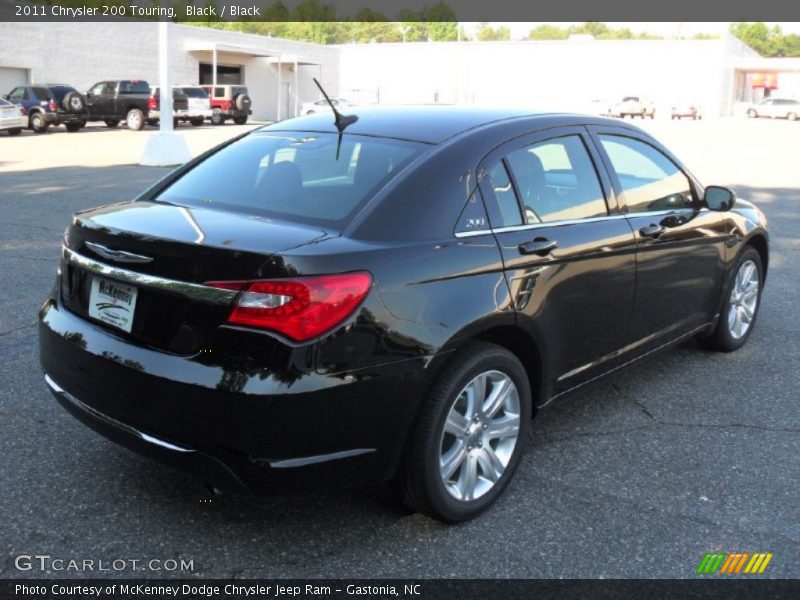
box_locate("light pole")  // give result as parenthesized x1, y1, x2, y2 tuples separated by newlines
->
(140, 21, 191, 166)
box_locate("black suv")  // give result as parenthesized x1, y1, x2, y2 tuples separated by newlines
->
(5, 84, 87, 133)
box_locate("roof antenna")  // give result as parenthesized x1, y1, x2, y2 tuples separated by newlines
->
(313, 77, 357, 160)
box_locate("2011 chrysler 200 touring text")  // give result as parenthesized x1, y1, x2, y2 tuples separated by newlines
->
(39, 107, 768, 522)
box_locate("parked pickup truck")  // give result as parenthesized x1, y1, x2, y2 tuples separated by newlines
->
(84, 80, 151, 130)
(147, 86, 189, 127)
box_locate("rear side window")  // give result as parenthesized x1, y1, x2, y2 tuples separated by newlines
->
(599, 135, 693, 212)
(182, 87, 208, 98)
(506, 135, 607, 224)
(232, 86, 248, 96)
(32, 86, 50, 100)
(157, 132, 425, 229)
(484, 162, 523, 228)
(47, 86, 76, 102)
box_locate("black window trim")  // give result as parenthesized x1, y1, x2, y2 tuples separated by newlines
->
(468, 126, 620, 236)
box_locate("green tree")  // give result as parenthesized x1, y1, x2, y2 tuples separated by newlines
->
(528, 24, 569, 40)
(476, 23, 511, 41)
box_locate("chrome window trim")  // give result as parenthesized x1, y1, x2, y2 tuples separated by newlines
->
(454, 207, 709, 238)
(63, 246, 238, 306)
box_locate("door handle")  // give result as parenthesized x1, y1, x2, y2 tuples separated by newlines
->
(639, 223, 664, 238)
(518, 237, 558, 256)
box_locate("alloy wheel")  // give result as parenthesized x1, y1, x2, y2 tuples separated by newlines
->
(439, 370, 520, 502)
(727, 259, 759, 340)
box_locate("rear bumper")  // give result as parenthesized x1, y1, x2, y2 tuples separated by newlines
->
(0, 115, 27, 129)
(38, 296, 428, 492)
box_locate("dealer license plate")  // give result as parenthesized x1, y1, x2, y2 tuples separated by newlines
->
(88, 277, 138, 333)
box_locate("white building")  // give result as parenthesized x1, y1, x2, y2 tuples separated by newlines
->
(1, 22, 799, 120)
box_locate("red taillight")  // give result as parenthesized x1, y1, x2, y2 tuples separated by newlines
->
(207, 272, 372, 342)
(49, 99, 57, 111)
(148, 96, 158, 111)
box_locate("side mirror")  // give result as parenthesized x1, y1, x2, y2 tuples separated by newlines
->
(704, 186, 735, 212)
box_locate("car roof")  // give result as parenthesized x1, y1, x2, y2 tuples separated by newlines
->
(265, 105, 571, 144)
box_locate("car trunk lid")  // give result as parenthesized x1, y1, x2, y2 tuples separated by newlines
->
(61, 201, 335, 354)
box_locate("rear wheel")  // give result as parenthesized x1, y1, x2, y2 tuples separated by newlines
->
(104, 119, 120, 128)
(697, 246, 763, 352)
(395, 341, 531, 522)
(30, 112, 49, 133)
(233, 115, 248, 125)
(126, 108, 145, 131)
(65, 122, 82, 133)
(190, 118, 204, 127)
(7, 128, 22, 136)
(210, 108, 225, 125)
(788, 112, 798, 121)
(747, 109, 758, 118)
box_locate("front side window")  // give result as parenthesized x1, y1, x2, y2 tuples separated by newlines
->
(157, 132, 425, 229)
(505, 135, 607, 224)
(8, 87, 28, 101)
(599, 135, 693, 213)
(101, 83, 117, 95)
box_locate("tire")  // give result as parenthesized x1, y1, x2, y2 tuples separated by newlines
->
(233, 115, 248, 125)
(747, 109, 757, 119)
(29, 112, 49, 133)
(173, 118, 180, 128)
(104, 119, 120, 128)
(788, 112, 798, 122)
(126, 108, 145, 131)
(210, 108, 225, 125)
(190, 118, 204, 127)
(697, 246, 763, 352)
(307, 110, 316, 114)
(395, 341, 531, 523)
(234, 93, 252, 112)
(63, 91, 85, 112)
(7, 128, 22, 136)
(65, 122, 82, 133)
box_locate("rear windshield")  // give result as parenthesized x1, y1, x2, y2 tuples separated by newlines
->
(156, 131, 426, 229)
(182, 87, 209, 98)
(47, 85, 76, 101)
(120, 81, 150, 94)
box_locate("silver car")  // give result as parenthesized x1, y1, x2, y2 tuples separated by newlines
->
(0, 98, 26, 135)
(747, 97, 800, 121)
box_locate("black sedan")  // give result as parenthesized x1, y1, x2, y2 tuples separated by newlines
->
(39, 107, 768, 522)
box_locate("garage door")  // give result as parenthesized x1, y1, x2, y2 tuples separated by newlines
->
(0, 67, 30, 95)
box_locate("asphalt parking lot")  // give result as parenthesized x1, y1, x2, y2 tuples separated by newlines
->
(1, 117, 798, 579)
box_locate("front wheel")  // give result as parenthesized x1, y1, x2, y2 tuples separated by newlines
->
(65, 122, 82, 133)
(747, 109, 758, 119)
(190, 118, 204, 127)
(395, 341, 531, 522)
(7, 128, 22, 136)
(697, 246, 763, 352)
(788, 112, 798, 121)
